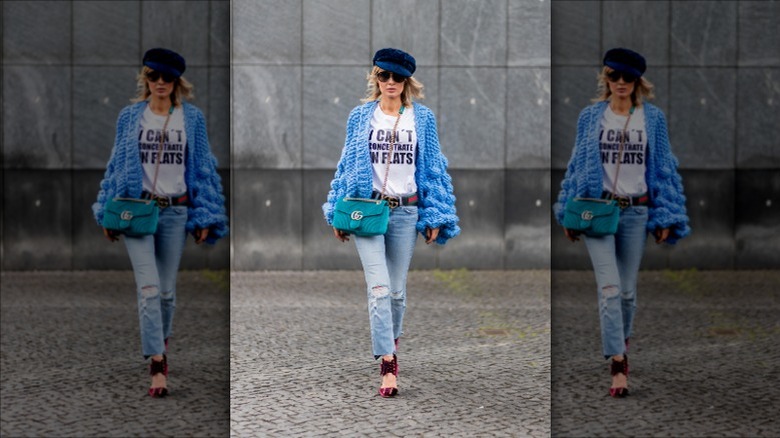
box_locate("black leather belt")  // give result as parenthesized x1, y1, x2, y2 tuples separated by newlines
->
(602, 191, 649, 209)
(371, 191, 419, 209)
(141, 191, 189, 208)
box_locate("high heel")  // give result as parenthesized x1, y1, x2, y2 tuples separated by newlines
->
(379, 354, 398, 398)
(149, 358, 168, 398)
(609, 356, 628, 398)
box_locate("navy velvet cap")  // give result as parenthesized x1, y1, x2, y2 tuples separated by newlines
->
(373, 48, 416, 77)
(143, 48, 186, 78)
(603, 48, 646, 77)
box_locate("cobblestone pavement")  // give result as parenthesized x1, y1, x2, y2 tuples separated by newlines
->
(230, 270, 551, 437)
(552, 270, 780, 437)
(0, 270, 230, 437)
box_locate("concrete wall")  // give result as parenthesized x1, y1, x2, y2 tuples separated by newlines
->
(231, 0, 552, 270)
(551, 0, 780, 269)
(1, 0, 230, 270)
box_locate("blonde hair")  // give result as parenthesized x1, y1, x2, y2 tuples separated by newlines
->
(132, 66, 194, 106)
(594, 66, 654, 106)
(362, 66, 424, 107)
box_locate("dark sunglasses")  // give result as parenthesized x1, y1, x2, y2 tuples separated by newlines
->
(146, 70, 176, 83)
(376, 70, 408, 83)
(606, 70, 638, 83)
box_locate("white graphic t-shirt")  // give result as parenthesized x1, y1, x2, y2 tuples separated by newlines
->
(599, 105, 647, 196)
(138, 105, 187, 196)
(369, 105, 417, 197)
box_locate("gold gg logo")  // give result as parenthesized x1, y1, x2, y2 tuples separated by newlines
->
(121, 211, 134, 221)
(581, 211, 593, 221)
(350, 211, 364, 221)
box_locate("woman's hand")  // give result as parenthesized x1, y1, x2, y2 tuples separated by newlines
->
(654, 227, 670, 244)
(103, 227, 120, 242)
(563, 227, 581, 242)
(333, 228, 350, 242)
(195, 228, 209, 244)
(425, 227, 440, 244)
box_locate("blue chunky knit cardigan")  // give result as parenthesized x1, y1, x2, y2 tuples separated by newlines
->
(323, 101, 460, 244)
(555, 101, 690, 244)
(93, 101, 229, 244)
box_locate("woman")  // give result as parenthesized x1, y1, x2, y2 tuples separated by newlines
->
(555, 48, 690, 397)
(93, 48, 228, 397)
(323, 48, 459, 397)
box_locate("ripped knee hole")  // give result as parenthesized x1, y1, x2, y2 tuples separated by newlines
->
(601, 285, 620, 298)
(370, 285, 390, 298)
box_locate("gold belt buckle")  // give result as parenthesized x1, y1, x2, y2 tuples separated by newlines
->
(155, 196, 170, 208)
(617, 197, 630, 209)
(383, 196, 400, 209)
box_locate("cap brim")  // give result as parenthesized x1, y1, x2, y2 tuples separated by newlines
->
(375, 61, 412, 78)
(604, 61, 642, 78)
(144, 61, 183, 78)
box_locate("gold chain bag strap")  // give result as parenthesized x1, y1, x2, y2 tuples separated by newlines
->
(101, 105, 173, 236)
(562, 105, 634, 237)
(332, 104, 405, 237)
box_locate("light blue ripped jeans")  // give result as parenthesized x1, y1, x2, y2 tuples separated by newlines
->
(124, 205, 188, 358)
(354, 206, 419, 359)
(583, 205, 648, 359)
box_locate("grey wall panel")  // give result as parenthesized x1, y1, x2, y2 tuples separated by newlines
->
(507, 68, 551, 169)
(3, 66, 71, 169)
(508, 0, 550, 67)
(3, 1, 71, 64)
(411, 67, 439, 116)
(602, 1, 670, 66)
(301, 66, 368, 169)
(670, 1, 737, 66)
(438, 170, 505, 269)
(73, 1, 140, 65)
(141, 1, 210, 67)
(668, 170, 735, 269)
(439, 67, 506, 169)
(735, 170, 780, 269)
(551, 1, 600, 66)
(301, 170, 362, 270)
(669, 68, 736, 169)
(506, 169, 550, 269)
(551, 66, 597, 169)
(209, 0, 230, 67)
(232, 169, 303, 270)
(371, 0, 439, 67)
(3, 170, 72, 270)
(645, 67, 670, 117)
(441, 0, 507, 67)
(72, 67, 138, 169)
(232, 66, 302, 169)
(738, 1, 780, 67)
(737, 68, 780, 169)
(208, 66, 231, 169)
(233, 0, 301, 64)
(302, 0, 370, 65)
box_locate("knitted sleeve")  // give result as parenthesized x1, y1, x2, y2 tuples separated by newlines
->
(646, 110, 690, 244)
(554, 108, 590, 225)
(185, 109, 229, 244)
(416, 108, 460, 244)
(92, 107, 131, 225)
(322, 107, 361, 225)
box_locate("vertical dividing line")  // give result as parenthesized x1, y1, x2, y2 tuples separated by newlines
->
(299, 0, 305, 270)
(436, 0, 443, 268)
(502, 0, 510, 269)
(1, 2, 5, 265)
(667, 0, 673, 269)
(733, 0, 740, 269)
(70, 0, 75, 270)
(229, 0, 235, 273)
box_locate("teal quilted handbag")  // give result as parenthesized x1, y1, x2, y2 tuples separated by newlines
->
(333, 197, 390, 237)
(102, 198, 159, 236)
(563, 198, 619, 237)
